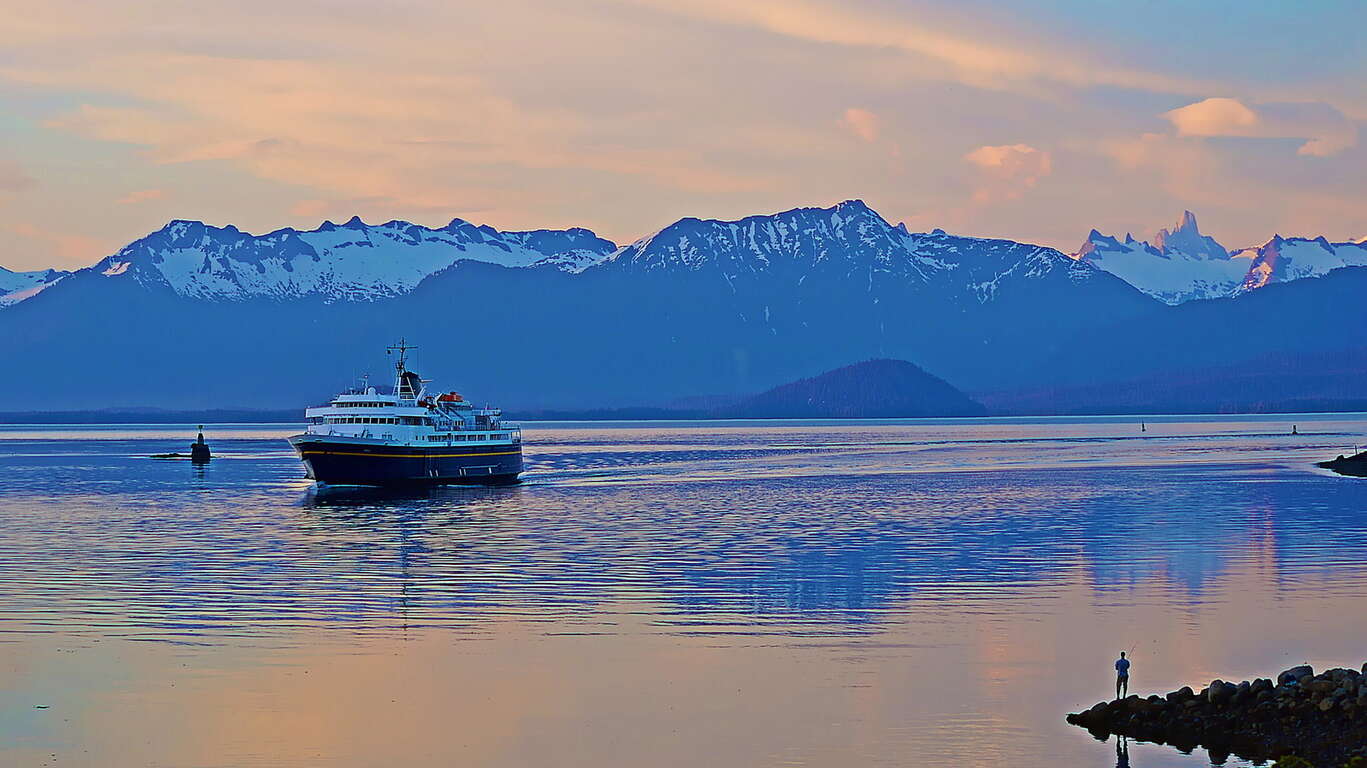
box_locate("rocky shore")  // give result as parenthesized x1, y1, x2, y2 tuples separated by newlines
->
(1066, 664, 1367, 766)
(1319, 449, 1367, 478)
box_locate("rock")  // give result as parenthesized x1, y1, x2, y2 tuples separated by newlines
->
(1279, 665, 1314, 685)
(1309, 680, 1337, 696)
(1068, 662, 1367, 766)
(1208, 680, 1235, 705)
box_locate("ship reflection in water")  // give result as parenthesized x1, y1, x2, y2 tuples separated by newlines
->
(1, 415, 1366, 767)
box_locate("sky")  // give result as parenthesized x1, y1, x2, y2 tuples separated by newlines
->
(1, 0, 1365, 271)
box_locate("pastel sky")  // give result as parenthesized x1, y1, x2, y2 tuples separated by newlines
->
(2, 0, 1365, 271)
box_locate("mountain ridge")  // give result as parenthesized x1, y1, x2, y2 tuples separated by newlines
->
(0, 200, 1158, 411)
(1071, 210, 1367, 304)
(6, 202, 1364, 309)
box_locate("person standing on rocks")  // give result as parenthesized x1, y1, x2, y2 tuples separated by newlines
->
(1115, 652, 1131, 699)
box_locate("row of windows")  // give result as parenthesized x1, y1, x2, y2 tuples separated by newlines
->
(331, 401, 393, 408)
(426, 433, 510, 442)
(311, 416, 432, 425)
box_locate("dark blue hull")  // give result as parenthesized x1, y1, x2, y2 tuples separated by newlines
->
(290, 438, 522, 486)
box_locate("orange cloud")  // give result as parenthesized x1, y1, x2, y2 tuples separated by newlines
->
(625, 0, 1216, 95)
(8, 222, 108, 265)
(1164, 97, 1357, 156)
(839, 108, 880, 142)
(964, 143, 1052, 203)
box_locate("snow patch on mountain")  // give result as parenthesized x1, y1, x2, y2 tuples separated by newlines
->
(600, 199, 1101, 304)
(1073, 211, 1253, 304)
(87, 217, 617, 302)
(1234, 236, 1367, 292)
(1075, 210, 1367, 304)
(0, 266, 69, 307)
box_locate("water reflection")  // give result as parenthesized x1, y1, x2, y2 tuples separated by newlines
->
(2, 417, 1366, 767)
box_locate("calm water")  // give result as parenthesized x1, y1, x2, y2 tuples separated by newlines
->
(2, 415, 1366, 767)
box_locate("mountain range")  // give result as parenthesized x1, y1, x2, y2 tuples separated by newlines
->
(0, 201, 1363, 414)
(1071, 210, 1367, 305)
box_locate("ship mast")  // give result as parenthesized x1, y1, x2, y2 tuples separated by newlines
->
(386, 338, 417, 399)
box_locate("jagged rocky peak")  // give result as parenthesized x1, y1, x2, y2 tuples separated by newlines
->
(1153, 210, 1228, 260)
(1075, 229, 1122, 258)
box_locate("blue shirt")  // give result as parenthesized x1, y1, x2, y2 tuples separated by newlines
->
(1115, 658, 1130, 677)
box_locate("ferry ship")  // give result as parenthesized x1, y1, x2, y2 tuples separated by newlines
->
(287, 340, 522, 486)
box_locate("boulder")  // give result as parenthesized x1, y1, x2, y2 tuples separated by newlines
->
(1279, 665, 1314, 685)
(1309, 679, 1337, 696)
(1208, 680, 1235, 705)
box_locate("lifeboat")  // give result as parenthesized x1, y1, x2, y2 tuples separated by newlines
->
(438, 392, 464, 403)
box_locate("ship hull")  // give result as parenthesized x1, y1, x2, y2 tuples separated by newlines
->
(288, 436, 522, 486)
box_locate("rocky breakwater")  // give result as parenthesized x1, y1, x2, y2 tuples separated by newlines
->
(1067, 664, 1367, 766)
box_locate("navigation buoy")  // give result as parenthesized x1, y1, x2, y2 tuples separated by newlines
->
(190, 425, 212, 463)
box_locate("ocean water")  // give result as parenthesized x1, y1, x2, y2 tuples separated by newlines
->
(2, 415, 1366, 767)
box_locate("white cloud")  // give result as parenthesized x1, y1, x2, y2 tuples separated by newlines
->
(1164, 97, 1357, 156)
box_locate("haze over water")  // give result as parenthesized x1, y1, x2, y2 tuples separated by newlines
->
(3, 415, 1366, 767)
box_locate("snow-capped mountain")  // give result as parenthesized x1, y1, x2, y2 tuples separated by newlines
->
(1152, 210, 1228, 260)
(1071, 211, 1249, 304)
(1072, 210, 1367, 305)
(82, 216, 617, 302)
(1234, 235, 1367, 291)
(0, 266, 69, 307)
(0, 200, 1159, 411)
(604, 199, 1102, 299)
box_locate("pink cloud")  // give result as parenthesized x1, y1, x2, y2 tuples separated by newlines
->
(963, 143, 1052, 202)
(1164, 97, 1357, 157)
(839, 108, 880, 143)
(8, 222, 107, 265)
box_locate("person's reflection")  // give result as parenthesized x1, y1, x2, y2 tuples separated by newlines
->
(1115, 734, 1130, 768)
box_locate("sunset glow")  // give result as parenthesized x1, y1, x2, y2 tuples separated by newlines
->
(1, 0, 1364, 271)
